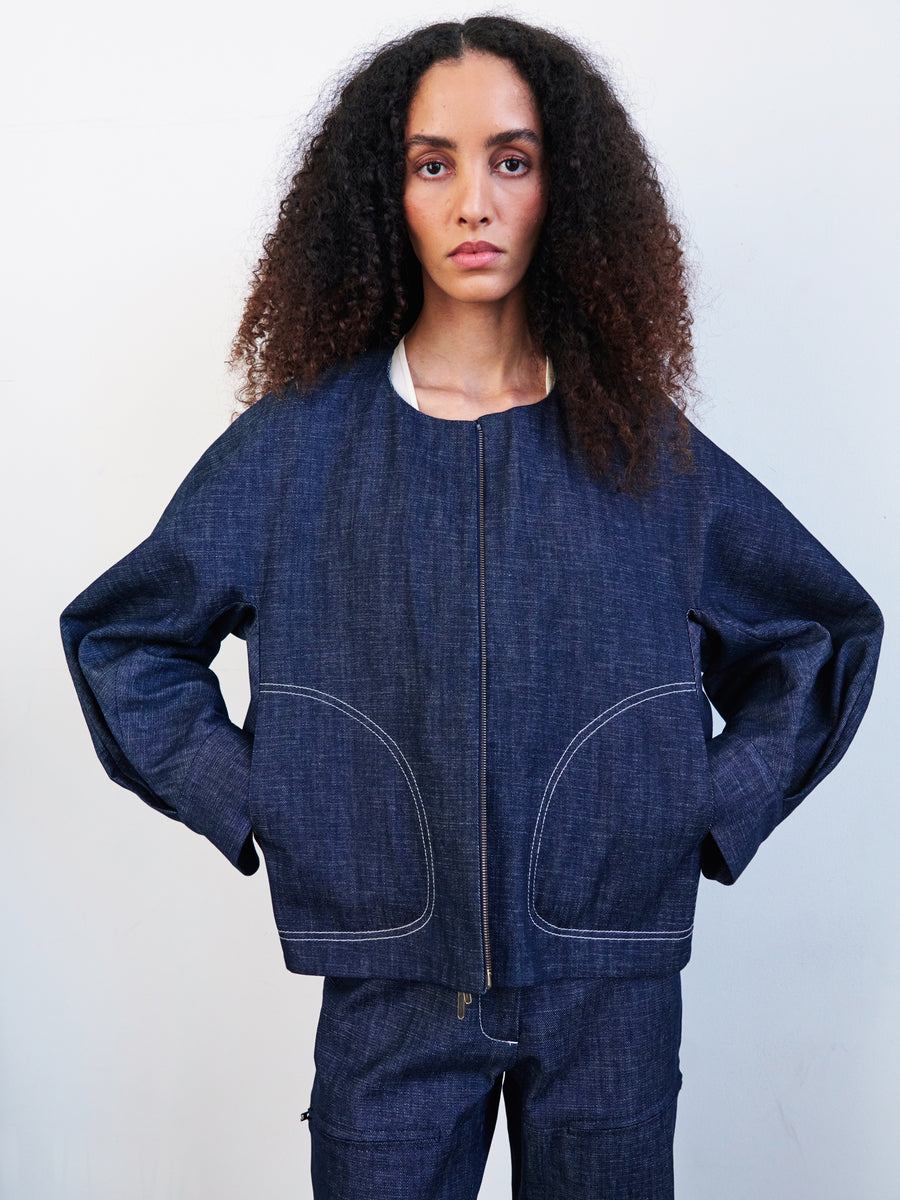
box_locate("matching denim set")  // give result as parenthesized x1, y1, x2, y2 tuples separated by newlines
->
(61, 349, 882, 1195)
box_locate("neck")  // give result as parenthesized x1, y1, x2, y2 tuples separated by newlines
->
(404, 283, 543, 407)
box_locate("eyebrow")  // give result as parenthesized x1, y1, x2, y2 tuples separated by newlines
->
(405, 128, 542, 153)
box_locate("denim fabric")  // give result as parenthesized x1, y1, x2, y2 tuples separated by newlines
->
(60, 347, 883, 990)
(308, 973, 682, 1199)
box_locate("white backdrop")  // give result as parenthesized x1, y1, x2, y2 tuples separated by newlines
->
(2, 1, 897, 1197)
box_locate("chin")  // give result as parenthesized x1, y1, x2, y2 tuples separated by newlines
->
(436, 274, 523, 306)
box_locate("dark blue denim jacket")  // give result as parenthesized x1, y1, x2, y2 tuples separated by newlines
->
(60, 349, 883, 992)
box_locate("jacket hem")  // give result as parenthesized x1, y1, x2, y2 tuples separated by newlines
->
(276, 929, 694, 991)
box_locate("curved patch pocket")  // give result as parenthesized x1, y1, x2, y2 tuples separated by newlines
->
(251, 684, 434, 941)
(528, 682, 710, 940)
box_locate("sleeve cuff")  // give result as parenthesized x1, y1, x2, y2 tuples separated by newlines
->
(702, 733, 783, 885)
(178, 723, 259, 875)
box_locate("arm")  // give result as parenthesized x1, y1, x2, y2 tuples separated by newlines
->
(60, 435, 263, 875)
(690, 443, 883, 884)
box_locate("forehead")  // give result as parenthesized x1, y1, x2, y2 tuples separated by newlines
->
(405, 51, 541, 138)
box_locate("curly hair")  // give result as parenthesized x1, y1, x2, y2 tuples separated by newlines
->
(231, 16, 695, 490)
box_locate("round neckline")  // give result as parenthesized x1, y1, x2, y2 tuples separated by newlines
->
(384, 346, 556, 426)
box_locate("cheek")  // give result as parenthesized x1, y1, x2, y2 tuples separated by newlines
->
(403, 190, 439, 260)
(515, 186, 547, 244)
(402, 195, 419, 254)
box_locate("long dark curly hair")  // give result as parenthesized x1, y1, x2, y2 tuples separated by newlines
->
(231, 15, 695, 490)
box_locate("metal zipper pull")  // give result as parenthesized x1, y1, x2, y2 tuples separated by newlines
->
(457, 991, 473, 1020)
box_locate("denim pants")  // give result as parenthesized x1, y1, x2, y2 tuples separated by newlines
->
(307, 972, 682, 1199)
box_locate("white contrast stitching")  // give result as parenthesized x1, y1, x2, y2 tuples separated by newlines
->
(258, 683, 434, 941)
(525, 925, 693, 943)
(527, 681, 697, 941)
(478, 995, 518, 1046)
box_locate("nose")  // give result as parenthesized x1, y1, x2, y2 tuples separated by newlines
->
(455, 165, 491, 226)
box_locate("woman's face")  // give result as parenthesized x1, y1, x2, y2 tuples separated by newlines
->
(403, 52, 547, 309)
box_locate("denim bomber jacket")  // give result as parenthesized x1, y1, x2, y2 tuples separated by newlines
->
(61, 349, 883, 993)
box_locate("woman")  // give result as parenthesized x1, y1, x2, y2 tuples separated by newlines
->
(60, 16, 882, 1199)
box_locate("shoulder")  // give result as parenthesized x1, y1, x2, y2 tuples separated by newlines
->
(679, 417, 792, 519)
(637, 416, 818, 576)
(680, 418, 872, 601)
(168, 350, 393, 508)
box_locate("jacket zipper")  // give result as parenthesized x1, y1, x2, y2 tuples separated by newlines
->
(475, 421, 493, 991)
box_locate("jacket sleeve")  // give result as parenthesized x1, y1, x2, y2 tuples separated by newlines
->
(690, 441, 883, 885)
(60, 433, 263, 876)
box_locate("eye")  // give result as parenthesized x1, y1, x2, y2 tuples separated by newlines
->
(417, 159, 449, 178)
(496, 156, 528, 175)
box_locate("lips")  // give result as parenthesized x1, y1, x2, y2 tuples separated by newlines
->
(450, 240, 502, 255)
(448, 240, 504, 268)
